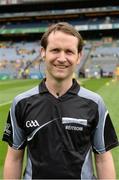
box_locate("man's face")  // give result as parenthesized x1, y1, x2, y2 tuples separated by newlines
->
(41, 31, 82, 81)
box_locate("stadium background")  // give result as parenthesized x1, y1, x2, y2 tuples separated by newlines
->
(0, 0, 119, 79)
(0, 0, 119, 178)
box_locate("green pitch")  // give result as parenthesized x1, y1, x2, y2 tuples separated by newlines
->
(0, 78, 119, 178)
(83, 78, 119, 178)
(0, 79, 40, 178)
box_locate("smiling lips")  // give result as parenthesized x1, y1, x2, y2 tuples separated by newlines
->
(54, 64, 69, 69)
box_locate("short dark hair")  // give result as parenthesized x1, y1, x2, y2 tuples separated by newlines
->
(40, 22, 84, 52)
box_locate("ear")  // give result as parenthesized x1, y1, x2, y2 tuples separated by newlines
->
(40, 47, 46, 59)
(77, 51, 83, 65)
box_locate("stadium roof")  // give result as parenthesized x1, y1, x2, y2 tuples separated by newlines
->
(0, 0, 119, 13)
(21, 0, 119, 2)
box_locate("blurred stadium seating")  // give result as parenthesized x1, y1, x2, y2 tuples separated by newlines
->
(0, 0, 119, 79)
(0, 41, 42, 79)
(84, 39, 119, 78)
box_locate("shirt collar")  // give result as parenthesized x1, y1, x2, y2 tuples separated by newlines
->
(39, 78, 49, 94)
(39, 78, 80, 95)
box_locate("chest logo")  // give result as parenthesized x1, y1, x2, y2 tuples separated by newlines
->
(26, 120, 40, 128)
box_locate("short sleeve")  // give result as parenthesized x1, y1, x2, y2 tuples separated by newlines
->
(92, 96, 119, 153)
(2, 99, 26, 150)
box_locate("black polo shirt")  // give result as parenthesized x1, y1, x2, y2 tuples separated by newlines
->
(2, 79, 119, 179)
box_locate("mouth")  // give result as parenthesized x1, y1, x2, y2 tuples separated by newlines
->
(54, 65, 68, 69)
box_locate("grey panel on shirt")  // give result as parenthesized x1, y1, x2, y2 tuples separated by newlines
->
(23, 152, 32, 180)
(10, 86, 39, 149)
(81, 148, 96, 179)
(78, 86, 108, 153)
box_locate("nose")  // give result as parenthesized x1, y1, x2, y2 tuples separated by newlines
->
(57, 51, 66, 63)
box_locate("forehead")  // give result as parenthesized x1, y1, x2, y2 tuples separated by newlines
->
(47, 31, 78, 47)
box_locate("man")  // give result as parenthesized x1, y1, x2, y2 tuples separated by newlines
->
(2, 22, 119, 179)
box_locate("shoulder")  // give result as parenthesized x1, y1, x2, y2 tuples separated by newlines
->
(78, 86, 103, 105)
(13, 85, 39, 106)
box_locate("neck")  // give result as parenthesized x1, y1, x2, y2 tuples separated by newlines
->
(45, 78, 73, 97)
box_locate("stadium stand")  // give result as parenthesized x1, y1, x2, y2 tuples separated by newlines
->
(84, 39, 119, 78)
(0, 41, 41, 79)
(0, 0, 119, 79)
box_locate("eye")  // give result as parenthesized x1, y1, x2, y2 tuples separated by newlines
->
(51, 48, 59, 53)
(66, 49, 74, 55)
